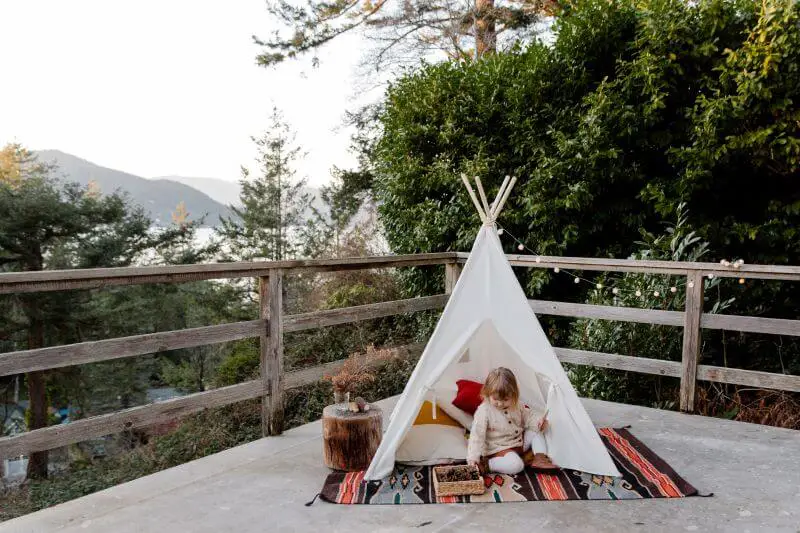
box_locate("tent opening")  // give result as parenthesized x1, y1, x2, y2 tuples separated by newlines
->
(394, 320, 555, 466)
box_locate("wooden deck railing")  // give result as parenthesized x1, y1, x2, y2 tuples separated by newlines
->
(0, 252, 797, 459)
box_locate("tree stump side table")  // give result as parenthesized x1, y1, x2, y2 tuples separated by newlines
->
(322, 404, 382, 471)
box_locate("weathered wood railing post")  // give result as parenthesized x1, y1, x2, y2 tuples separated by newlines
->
(259, 270, 284, 436)
(445, 262, 463, 294)
(679, 271, 704, 412)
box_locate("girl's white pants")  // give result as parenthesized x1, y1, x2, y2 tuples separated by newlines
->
(486, 430, 548, 475)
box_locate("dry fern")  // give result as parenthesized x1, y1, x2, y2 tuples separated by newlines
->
(324, 345, 397, 393)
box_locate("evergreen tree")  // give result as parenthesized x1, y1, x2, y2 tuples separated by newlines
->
(0, 144, 206, 478)
(255, 0, 560, 70)
(218, 108, 313, 262)
(314, 168, 371, 257)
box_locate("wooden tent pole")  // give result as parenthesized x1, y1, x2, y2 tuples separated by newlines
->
(492, 176, 517, 219)
(460, 174, 487, 223)
(474, 176, 493, 221)
(491, 175, 511, 214)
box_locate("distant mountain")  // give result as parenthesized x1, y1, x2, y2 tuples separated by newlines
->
(154, 175, 327, 217)
(155, 175, 243, 208)
(37, 150, 233, 227)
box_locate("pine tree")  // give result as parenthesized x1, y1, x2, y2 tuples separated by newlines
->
(254, 0, 560, 70)
(0, 144, 207, 478)
(218, 108, 313, 262)
(308, 167, 372, 257)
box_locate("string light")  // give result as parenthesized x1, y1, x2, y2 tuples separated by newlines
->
(494, 223, 751, 300)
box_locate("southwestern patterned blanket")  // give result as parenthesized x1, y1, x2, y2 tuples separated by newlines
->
(320, 428, 700, 504)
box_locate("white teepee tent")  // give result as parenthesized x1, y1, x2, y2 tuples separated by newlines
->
(364, 175, 621, 480)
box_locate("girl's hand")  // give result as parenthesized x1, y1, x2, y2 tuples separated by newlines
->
(538, 417, 549, 432)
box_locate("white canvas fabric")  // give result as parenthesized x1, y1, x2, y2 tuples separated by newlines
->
(364, 224, 621, 480)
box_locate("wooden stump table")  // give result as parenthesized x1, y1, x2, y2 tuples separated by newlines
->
(322, 404, 382, 471)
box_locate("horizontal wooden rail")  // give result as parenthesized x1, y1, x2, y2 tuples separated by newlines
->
(531, 299, 799, 336)
(0, 295, 443, 377)
(556, 347, 799, 392)
(457, 252, 800, 281)
(0, 321, 265, 377)
(697, 365, 800, 392)
(6, 251, 797, 295)
(555, 348, 682, 377)
(530, 300, 684, 327)
(0, 253, 458, 294)
(701, 314, 800, 337)
(284, 295, 449, 333)
(0, 343, 425, 459)
(0, 380, 264, 458)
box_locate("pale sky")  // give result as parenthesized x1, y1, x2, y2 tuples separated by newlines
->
(0, 0, 371, 187)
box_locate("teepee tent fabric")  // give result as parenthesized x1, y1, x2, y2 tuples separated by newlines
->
(364, 177, 620, 480)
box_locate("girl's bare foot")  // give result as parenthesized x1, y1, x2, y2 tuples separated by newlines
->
(529, 453, 559, 472)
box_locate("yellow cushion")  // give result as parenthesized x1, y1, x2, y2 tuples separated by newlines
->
(413, 400, 461, 427)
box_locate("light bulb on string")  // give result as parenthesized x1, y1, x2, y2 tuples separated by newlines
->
(535, 257, 541, 263)
(670, 286, 677, 293)
(612, 288, 619, 295)
(635, 290, 642, 297)
(739, 278, 745, 285)
(653, 291, 660, 297)
(554, 267, 560, 273)
(596, 283, 603, 289)
(518, 244, 525, 251)
(574, 277, 580, 284)
(688, 281, 695, 288)
(708, 273, 714, 279)
(497, 228, 504, 235)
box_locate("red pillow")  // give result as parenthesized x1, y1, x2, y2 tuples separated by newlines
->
(452, 379, 483, 415)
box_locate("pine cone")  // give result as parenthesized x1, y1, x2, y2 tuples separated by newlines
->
(355, 397, 368, 412)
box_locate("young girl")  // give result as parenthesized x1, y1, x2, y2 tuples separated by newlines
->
(466, 367, 558, 475)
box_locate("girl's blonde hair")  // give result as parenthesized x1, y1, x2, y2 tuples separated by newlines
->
(481, 367, 520, 405)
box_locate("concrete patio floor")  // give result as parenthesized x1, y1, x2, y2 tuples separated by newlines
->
(3, 398, 799, 533)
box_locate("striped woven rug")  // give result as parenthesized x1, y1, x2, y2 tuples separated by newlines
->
(319, 428, 700, 504)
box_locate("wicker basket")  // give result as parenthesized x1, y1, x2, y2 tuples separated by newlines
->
(432, 465, 485, 497)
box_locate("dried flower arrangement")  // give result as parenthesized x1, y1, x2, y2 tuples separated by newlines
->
(323, 345, 396, 404)
(324, 345, 396, 395)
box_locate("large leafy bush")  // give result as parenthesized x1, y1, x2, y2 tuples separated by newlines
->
(373, 0, 799, 375)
